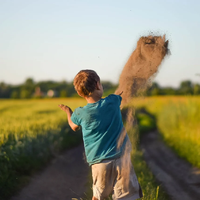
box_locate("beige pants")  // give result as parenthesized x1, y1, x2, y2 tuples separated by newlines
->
(91, 149, 142, 200)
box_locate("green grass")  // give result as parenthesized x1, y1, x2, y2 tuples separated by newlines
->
(132, 111, 169, 200)
(156, 100, 200, 168)
(133, 150, 168, 200)
(132, 96, 200, 168)
(0, 98, 85, 200)
(0, 98, 172, 200)
(136, 109, 157, 135)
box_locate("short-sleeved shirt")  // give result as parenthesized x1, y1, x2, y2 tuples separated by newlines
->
(71, 94, 128, 165)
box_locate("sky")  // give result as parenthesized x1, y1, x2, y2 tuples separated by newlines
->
(0, 0, 200, 87)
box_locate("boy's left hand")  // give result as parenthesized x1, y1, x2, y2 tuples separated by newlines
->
(118, 91, 123, 96)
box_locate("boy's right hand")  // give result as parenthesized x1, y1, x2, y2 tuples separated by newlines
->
(58, 104, 71, 113)
(58, 104, 80, 131)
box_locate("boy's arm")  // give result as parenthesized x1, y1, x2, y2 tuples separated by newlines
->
(58, 104, 80, 131)
(115, 91, 123, 96)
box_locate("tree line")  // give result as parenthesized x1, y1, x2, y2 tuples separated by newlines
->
(147, 80, 200, 96)
(0, 78, 200, 99)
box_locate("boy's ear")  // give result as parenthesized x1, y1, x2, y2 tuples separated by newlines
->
(96, 81, 101, 90)
(77, 90, 83, 97)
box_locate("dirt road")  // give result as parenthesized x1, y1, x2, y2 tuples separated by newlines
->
(11, 144, 89, 200)
(140, 131, 200, 200)
(11, 131, 200, 200)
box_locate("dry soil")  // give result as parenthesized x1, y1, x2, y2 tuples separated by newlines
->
(11, 144, 89, 200)
(140, 131, 200, 200)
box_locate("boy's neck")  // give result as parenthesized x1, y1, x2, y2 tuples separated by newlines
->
(85, 91, 102, 104)
(81, 81, 103, 104)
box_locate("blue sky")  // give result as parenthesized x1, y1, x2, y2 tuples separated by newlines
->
(0, 0, 200, 87)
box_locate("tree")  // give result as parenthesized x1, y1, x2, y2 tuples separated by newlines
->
(25, 78, 34, 85)
(161, 87, 177, 95)
(20, 89, 32, 99)
(193, 84, 200, 95)
(60, 90, 68, 97)
(20, 78, 35, 98)
(147, 82, 161, 96)
(102, 81, 117, 96)
(11, 90, 19, 99)
(0, 82, 11, 98)
(179, 80, 193, 95)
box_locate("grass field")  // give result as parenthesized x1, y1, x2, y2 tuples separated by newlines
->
(131, 96, 200, 168)
(0, 98, 84, 199)
(3, 97, 198, 199)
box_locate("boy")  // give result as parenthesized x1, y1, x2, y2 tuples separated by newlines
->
(59, 69, 142, 200)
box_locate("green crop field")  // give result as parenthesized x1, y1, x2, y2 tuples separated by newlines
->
(132, 96, 200, 168)
(3, 96, 198, 199)
(0, 98, 85, 145)
(0, 98, 85, 199)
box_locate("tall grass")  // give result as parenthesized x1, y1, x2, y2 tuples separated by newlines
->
(0, 97, 174, 200)
(0, 98, 85, 144)
(0, 98, 85, 199)
(157, 99, 200, 168)
(132, 96, 200, 168)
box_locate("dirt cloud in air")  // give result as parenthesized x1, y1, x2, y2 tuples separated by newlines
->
(115, 35, 169, 108)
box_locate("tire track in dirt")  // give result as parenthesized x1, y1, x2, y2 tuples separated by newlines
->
(140, 131, 200, 200)
(11, 144, 89, 200)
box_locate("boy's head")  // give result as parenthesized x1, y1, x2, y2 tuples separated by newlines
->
(73, 69, 100, 97)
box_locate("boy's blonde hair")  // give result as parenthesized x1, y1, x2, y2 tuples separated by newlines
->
(73, 69, 100, 97)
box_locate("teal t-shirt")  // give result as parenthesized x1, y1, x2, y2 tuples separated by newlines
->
(71, 94, 128, 165)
